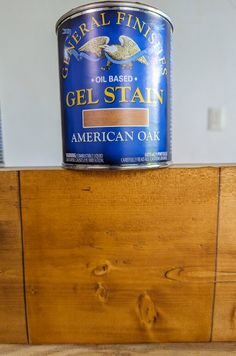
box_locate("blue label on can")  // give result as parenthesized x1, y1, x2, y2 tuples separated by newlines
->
(57, 8, 172, 167)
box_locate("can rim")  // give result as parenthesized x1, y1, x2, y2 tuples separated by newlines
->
(63, 162, 171, 170)
(55, 1, 173, 33)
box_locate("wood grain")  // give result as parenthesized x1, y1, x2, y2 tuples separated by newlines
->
(0, 172, 27, 343)
(213, 167, 236, 341)
(20, 168, 219, 344)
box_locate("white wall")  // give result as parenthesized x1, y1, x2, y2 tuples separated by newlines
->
(0, 0, 236, 166)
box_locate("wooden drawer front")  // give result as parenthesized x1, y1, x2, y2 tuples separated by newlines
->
(21, 169, 218, 343)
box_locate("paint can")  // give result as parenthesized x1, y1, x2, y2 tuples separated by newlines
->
(56, 1, 173, 169)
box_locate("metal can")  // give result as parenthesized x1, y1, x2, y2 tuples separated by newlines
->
(56, 1, 173, 170)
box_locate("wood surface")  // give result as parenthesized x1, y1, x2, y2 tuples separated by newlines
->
(0, 172, 27, 343)
(20, 168, 219, 344)
(83, 108, 149, 127)
(1, 343, 236, 356)
(213, 167, 236, 341)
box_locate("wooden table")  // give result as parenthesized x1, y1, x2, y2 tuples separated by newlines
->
(0, 167, 236, 344)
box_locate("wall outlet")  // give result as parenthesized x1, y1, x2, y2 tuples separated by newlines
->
(208, 108, 226, 131)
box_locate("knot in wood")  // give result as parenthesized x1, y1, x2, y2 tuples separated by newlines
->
(138, 293, 158, 329)
(95, 283, 109, 303)
(93, 261, 110, 276)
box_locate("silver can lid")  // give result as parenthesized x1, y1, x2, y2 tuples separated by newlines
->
(56, 1, 173, 32)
